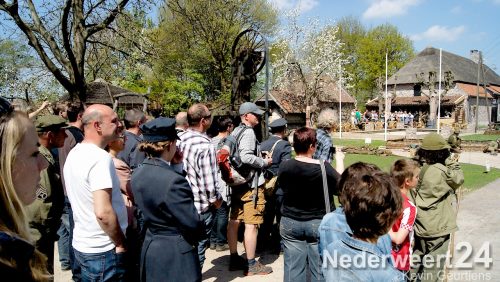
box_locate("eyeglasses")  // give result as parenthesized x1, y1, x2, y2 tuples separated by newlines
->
(0, 97, 14, 118)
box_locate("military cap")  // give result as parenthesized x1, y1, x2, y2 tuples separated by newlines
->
(420, 133, 450, 150)
(269, 118, 287, 128)
(239, 102, 264, 116)
(140, 117, 179, 142)
(35, 115, 68, 132)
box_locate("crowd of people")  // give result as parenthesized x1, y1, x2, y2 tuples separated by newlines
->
(0, 96, 464, 282)
(350, 109, 430, 128)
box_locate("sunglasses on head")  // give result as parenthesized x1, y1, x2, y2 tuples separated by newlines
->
(0, 97, 14, 117)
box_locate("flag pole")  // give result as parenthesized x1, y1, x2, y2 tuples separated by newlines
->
(339, 61, 342, 139)
(437, 48, 442, 133)
(384, 52, 388, 141)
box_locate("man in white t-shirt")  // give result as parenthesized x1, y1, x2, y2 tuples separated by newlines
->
(64, 104, 128, 281)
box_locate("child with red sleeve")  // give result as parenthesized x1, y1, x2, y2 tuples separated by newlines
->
(389, 159, 420, 278)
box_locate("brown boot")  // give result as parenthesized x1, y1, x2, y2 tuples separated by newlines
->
(245, 260, 273, 276)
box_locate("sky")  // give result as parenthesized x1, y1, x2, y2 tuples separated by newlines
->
(268, 0, 500, 72)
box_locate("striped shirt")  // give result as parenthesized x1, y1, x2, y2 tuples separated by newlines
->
(179, 129, 221, 213)
(313, 128, 334, 163)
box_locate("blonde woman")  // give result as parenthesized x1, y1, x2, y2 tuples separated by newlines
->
(0, 97, 50, 280)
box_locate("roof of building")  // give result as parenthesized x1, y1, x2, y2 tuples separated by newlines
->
(366, 95, 465, 107)
(256, 77, 356, 114)
(85, 79, 147, 105)
(387, 47, 500, 86)
(456, 83, 493, 98)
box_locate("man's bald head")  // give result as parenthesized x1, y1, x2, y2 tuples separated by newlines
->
(82, 104, 113, 127)
(175, 111, 188, 129)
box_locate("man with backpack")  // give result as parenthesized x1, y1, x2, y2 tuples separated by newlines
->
(226, 102, 273, 276)
(258, 117, 292, 254)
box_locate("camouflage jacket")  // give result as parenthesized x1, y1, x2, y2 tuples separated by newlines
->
(25, 146, 65, 243)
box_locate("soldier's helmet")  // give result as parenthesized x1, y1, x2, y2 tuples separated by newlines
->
(421, 133, 450, 151)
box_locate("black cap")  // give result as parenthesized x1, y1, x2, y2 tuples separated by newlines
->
(140, 117, 180, 142)
(269, 118, 287, 128)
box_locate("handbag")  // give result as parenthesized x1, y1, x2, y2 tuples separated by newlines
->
(263, 139, 282, 197)
(319, 161, 331, 213)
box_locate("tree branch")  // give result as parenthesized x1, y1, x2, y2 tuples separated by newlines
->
(61, 0, 79, 77)
(0, 0, 73, 91)
(25, 0, 72, 72)
(85, 0, 129, 38)
(87, 39, 131, 57)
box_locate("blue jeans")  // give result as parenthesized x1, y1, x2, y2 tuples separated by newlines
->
(280, 216, 324, 282)
(74, 248, 126, 282)
(57, 197, 71, 268)
(210, 202, 229, 246)
(198, 209, 215, 269)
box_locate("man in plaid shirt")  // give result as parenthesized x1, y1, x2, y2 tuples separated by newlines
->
(179, 103, 222, 269)
(313, 108, 336, 163)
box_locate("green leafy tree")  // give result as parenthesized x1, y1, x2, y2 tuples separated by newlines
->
(154, 0, 278, 107)
(333, 19, 414, 109)
(357, 24, 414, 105)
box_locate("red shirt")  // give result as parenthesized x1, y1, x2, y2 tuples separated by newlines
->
(391, 192, 417, 271)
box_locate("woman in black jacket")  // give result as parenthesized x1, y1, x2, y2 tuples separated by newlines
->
(131, 117, 203, 282)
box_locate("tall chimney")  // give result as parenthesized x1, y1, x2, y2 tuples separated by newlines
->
(470, 50, 480, 64)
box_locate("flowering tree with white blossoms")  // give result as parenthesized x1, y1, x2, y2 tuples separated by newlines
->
(272, 9, 350, 125)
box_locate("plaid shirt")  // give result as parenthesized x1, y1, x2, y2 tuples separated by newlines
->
(313, 128, 333, 163)
(179, 129, 221, 213)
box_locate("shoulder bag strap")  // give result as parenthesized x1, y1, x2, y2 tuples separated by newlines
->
(268, 139, 282, 158)
(320, 161, 331, 213)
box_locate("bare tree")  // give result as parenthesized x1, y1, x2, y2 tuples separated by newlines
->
(0, 0, 149, 103)
(416, 70, 454, 127)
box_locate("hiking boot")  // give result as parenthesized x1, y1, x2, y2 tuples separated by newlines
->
(245, 260, 273, 276)
(216, 244, 229, 252)
(229, 255, 247, 271)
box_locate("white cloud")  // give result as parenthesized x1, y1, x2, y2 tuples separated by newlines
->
(450, 5, 462, 14)
(411, 25, 466, 42)
(268, 0, 319, 13)
(362, 0, 422, 19)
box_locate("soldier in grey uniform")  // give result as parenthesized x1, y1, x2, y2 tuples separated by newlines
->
(258, 118, 292, 253)
(25, 115, 68, 274)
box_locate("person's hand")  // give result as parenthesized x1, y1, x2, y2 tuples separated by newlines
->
(265, 155, 272, 167)
(171, 150, 183, 164)
(116, 245, 127, 253)
(213, 198, 223, 209)
(40, 101, 50, 109)
(335, 148, 345, 160)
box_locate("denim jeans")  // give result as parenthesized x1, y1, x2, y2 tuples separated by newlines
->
(57, 197, 71, 268)
(280, 216, 324, 282)
(198, 209, 215, 269)
(67, 200, 82, 281)
(74, 248, 126, 282)
(210, 202, 229, 246)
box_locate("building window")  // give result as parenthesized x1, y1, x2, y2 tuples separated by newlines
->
(414, 85, 421, 96)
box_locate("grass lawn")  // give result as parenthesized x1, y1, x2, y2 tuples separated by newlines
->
(461, 134, 500, 142)
(332, 154, 500, 193)
(334, 139, 387, 148)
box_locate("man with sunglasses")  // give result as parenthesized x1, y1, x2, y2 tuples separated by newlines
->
(227, 102, 273, 276)
(178, 103, 223, 269)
